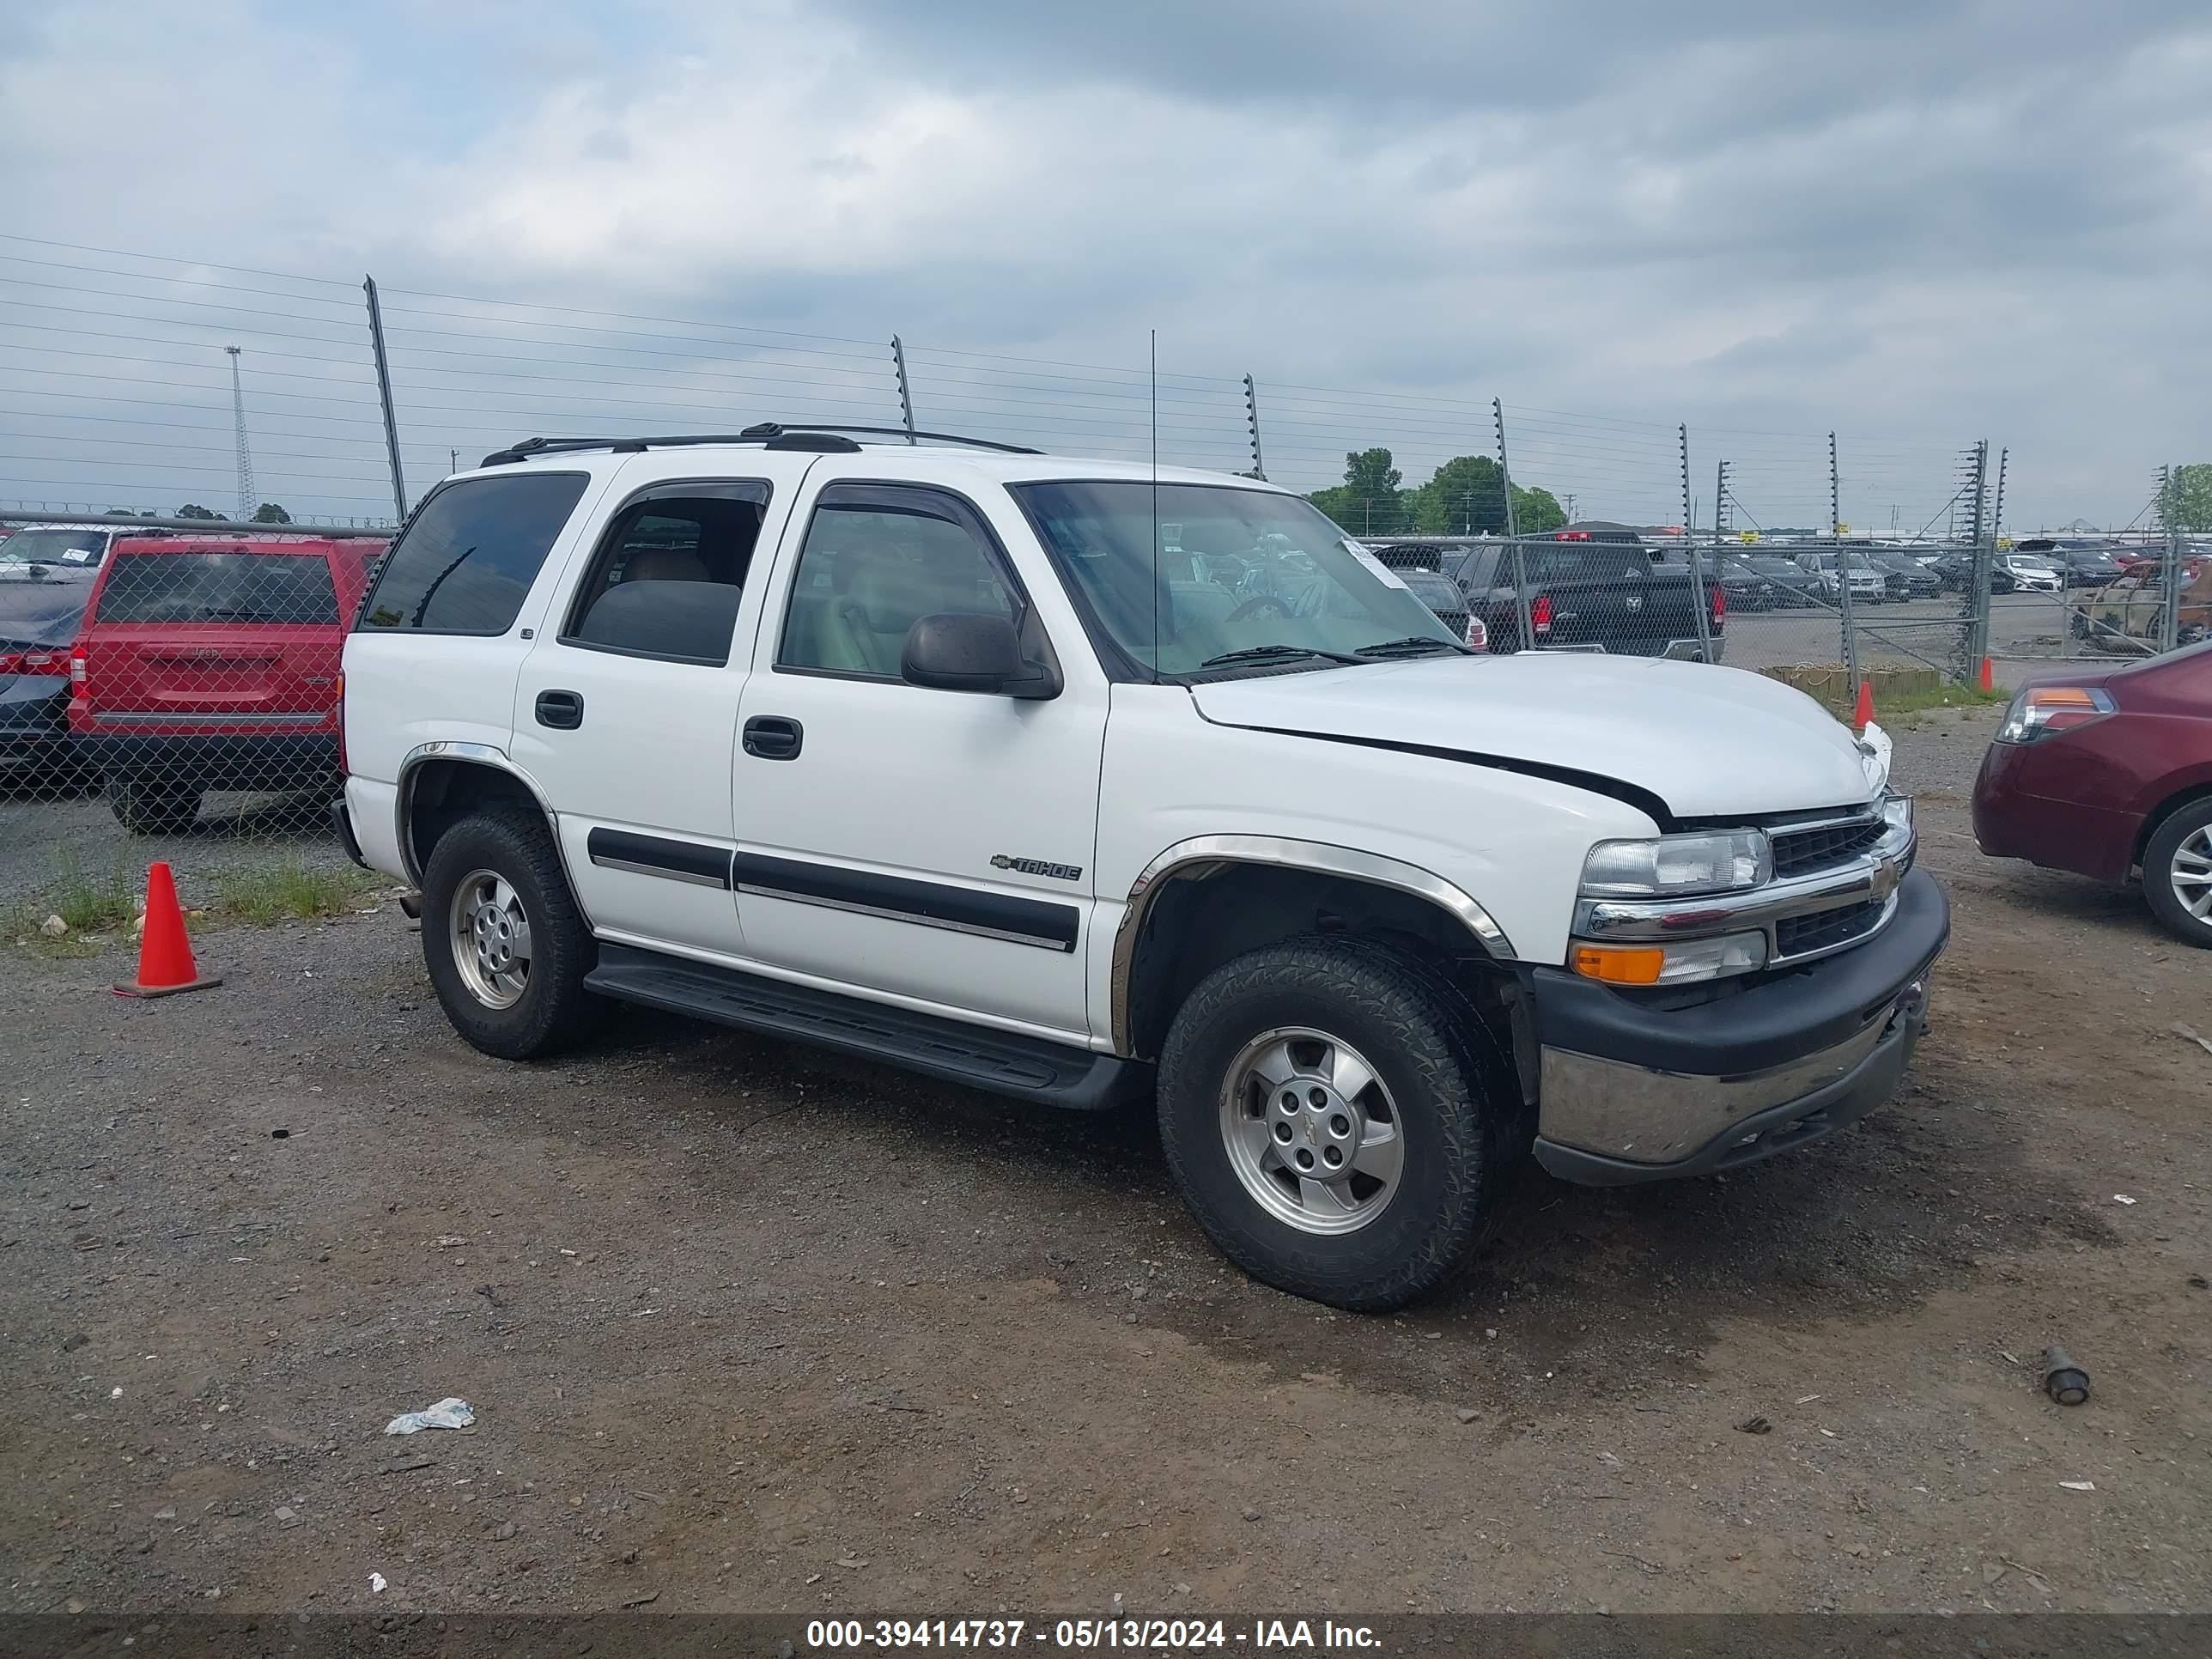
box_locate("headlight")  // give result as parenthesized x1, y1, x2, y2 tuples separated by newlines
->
(1572, 931, 1769, 986)
(1882, 792, 1913, 836)
(1580, 830, 1771, 898)
(1994, 685, 2116, 744)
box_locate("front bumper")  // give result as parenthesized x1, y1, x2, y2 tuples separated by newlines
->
(1529, 868, 1949, 1185)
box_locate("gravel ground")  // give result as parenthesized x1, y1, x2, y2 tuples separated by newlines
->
(3, 709, 2208, 1618)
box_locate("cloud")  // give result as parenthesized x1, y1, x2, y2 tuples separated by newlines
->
(0, 0, 2205, 526)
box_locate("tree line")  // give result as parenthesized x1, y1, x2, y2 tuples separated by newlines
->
(1307, 448, 1569, 538)
(100, 502, 295, 523)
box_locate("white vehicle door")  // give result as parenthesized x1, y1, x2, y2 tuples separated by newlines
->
(508, 457, 814, 957)
(731, 477, 1106, 1040)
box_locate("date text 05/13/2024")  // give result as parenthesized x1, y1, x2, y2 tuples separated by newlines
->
(803, 1619, 1381, 1650)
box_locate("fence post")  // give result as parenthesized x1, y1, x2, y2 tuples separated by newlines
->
(2162, 465, 2183, 654)
(362, 276, 408, 523)
(1680, 423, 1712, 662)
(1831, 432, 1859, 691)
(890, 336, 918, 443)
(1243, 374, 1267, 480)
(1495, 398, 1536, 653)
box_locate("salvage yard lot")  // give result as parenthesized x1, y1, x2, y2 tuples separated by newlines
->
(2, 712, 2205, 1616)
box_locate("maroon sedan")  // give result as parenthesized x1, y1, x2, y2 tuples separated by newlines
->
(1972, 641, 2212, 945)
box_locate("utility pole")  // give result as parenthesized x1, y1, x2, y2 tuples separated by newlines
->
(362, 277, 409, 522)
(1243, 374, 1267, 480)
(890, 336, 918, 443)
(225, 346, 255, 522)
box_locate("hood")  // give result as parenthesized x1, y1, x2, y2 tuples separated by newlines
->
(1190, 654, 1886, 820)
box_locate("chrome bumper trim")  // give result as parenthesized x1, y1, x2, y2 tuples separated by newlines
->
(1536, 979, 1927, 1165)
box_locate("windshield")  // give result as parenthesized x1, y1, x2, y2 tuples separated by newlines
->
(1747, 558, 1799, 575)
(1011, 482, 1455, 677)
(0, 528, 107, 568)
(0, 569, 97, 646)
(2010, 556, 2057, 572)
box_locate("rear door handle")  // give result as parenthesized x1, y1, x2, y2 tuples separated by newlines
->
(535, 690, 584, 730)
(742, 715, 803, 760)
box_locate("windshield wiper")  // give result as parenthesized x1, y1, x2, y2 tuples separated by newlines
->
(1354, 635, 1468, 658)
(1196, 643, 1363, 669)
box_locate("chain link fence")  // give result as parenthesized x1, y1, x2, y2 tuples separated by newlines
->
(2, 231, 2199, 888)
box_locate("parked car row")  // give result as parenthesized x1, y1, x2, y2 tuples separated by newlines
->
(1368, 526, 1723, 660)
(0, 526, 384, 830)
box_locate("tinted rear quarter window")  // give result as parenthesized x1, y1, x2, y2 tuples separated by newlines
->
(95, 552, 338, 625)
(357, 471, 589, 635)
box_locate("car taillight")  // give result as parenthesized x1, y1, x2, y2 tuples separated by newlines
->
(1531, 594, 1553, 635)
(1554, 531, 1591, 542)
(336, 669, 349, 774)
(1994, 685, 2117, 744)
(0, 648, 69, 675)
(68, 644, 88, 687)
(1710, 581, 1726, 622)
(1464, 614, 1488, 652)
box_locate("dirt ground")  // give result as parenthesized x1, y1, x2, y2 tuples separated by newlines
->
(3, 709, 2207, 1620)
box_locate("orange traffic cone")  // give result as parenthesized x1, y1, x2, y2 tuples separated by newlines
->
(1977, 655, 1995, 694)
(1851, 678, 1875, 731)
(113, 861, 222, 999)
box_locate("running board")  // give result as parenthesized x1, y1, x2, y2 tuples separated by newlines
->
(584, 944, 1146, 1112)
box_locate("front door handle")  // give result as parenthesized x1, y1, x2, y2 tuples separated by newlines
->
(535, 689, 584, 730)
(742, 715, 803, 761)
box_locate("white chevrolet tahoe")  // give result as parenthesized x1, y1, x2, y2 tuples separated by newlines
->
(337, 424, 1948, 1311)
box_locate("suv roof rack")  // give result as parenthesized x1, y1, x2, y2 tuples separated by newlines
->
(479, 423, 1042, 468)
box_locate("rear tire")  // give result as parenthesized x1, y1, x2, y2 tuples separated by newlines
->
(107, 776, 202, 836)
(421, 806, 605, 1058)
(2142, 799, 2212, 950)
(1157, 935, 1522, 1311)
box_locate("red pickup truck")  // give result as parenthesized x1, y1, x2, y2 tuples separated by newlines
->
(68, 535, 381, 833)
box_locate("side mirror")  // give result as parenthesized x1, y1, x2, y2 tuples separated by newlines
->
(901, 612, 1056, 699)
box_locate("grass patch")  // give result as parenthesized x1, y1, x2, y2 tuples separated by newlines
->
(3, 851, 139, 951)
(208, 860, 383, 925)
(1850, 682, 2011, 724)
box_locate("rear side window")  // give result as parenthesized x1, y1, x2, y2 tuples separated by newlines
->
(562, 486, 767, 665)
(1537, 545, 1647, 582)
(94, 552, 338, 625)
(357, 471, 588, 635)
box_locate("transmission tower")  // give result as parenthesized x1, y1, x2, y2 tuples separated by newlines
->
(226, 346, 255, 520)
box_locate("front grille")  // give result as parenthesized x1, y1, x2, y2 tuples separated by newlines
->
(1774, 899, 1884, 960)
(1771, 816, 1885, 878)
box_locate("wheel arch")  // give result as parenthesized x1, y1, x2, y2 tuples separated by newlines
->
(1110, 836, 1517, 1062)
(2134, 775, 2212, 869)
(395, 742, 570, 897)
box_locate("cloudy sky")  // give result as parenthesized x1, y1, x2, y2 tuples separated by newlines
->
(2, 0, 2207, 527)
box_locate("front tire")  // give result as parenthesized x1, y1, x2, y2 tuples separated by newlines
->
(1157, 936, 1522, 1311)
(2143, 799, 2212, 949)
(421, 807, 605, 1058)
